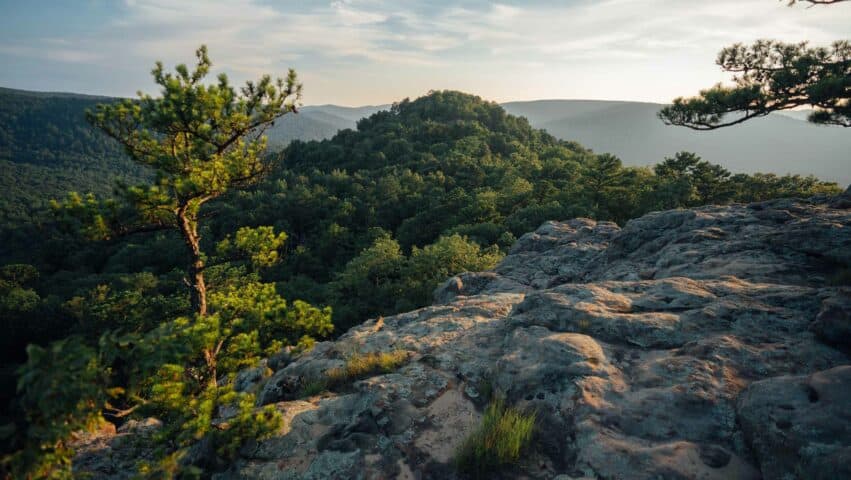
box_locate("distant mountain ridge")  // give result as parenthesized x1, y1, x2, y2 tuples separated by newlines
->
(502, 99, 851, 186)
(275, 98, 851, 186)
(264, 104, 387, 148)
(1, 88, 848, 227)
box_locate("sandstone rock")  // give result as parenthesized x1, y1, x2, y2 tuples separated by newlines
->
(494, 326, 621, 402)
(810, 289, 851, 349)
(72, 418, 161, 478)
(737, 365, 851, 480)
(829, 184, 851, 209)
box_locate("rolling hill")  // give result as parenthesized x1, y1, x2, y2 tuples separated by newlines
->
(264, 104, 386, 149)
(0, 87, 148, 227)
(2, 88, 848, 233)
(502, 99, 851, 186)
(0, 87, 382, 227)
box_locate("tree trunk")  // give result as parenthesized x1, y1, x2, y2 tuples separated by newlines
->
(177, 204, 207, 317)
(190, 256, 208, 317)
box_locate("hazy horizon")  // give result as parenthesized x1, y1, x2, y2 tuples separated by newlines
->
(1, 0, 850, 106)
(0, 84, 724, 108)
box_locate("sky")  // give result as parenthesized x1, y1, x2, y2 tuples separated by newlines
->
(0, 0, 849, 106)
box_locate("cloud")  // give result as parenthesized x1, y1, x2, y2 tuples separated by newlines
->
(0, 0, 849, 103)
(0, 44, 102, 64)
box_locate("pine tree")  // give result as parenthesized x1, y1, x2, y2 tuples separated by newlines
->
(85, 45, 301, 315)
(659, 2, 850, 129)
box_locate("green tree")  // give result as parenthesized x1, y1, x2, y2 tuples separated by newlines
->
(653, 152, 733, 207)
(330, 233, 406, 328)
(2, 47, 323, 479)
(330, 232, 504, 327)
(581, 153, 628, 218)
(8, 338, 108, 479)
(83, 45, 301, 316)
(404, 234, 503, 308)
(659, 2, 850, 129)
(5, 237, 333, 478)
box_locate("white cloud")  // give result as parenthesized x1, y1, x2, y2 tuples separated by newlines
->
(1, 0, 849, 104)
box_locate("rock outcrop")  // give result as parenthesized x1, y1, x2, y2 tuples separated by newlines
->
(77, 195, 851, 479)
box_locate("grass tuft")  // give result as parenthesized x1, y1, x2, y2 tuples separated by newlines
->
(298, 379, 329, 397)
(328, 349, 409, 382)
(455, 398, 536, 477)
(297, 350, 409, 397)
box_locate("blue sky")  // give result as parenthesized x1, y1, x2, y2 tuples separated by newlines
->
(1, 0, 849, 105)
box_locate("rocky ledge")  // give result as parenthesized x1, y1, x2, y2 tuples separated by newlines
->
(78, 191, 851, 479)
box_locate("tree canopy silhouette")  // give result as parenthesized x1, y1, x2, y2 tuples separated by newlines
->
(659, 2, 850, 130)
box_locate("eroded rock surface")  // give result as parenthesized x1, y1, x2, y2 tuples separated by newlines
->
(77, 195, 851, 479)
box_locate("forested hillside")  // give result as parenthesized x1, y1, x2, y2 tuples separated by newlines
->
(0, 88, 377, 238)
(0, 88, 148, 230)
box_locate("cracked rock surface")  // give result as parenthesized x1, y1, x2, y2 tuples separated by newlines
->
(76, 194, 851, 479)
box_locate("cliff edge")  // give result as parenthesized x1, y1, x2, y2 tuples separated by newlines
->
(76, 191, 851, 479)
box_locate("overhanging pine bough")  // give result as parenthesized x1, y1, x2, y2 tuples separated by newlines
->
(659, 40, 851, 130)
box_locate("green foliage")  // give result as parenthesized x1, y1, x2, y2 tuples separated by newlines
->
(330, 233, 503, 328)
(727, 172, 842, 202)
(142, 369, 282, 473)
(0, 88, 148, 236)
(217, 226, 289, 269)
(6, 277, 330, 478)
(0, 264, 40, 316)
(405, 234, 503, 307)
(49, 191, 118, 241)
(2, 338, 108, 479)
(454, 398, 537, 478)
(0, 264, 75, 368)
(86, 46, 301, 208)
(659, 11, 850, 129)
(82, 44, 302, 315)
(650, 152, 734, 208)
(210, 281, 333, 374)
(327, 233, 406, 327)
(64, 272, 188, 337)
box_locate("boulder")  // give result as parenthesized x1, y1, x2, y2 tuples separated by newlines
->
(737, 366, 851, 480)
(810, 290, 851, 349)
